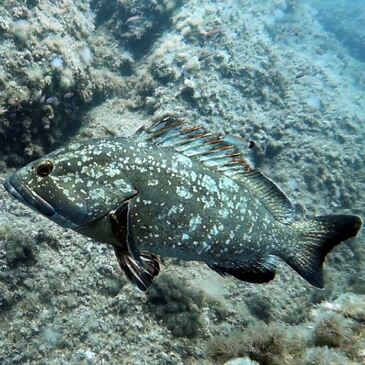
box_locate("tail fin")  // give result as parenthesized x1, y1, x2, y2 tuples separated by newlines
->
(282, 215, 362, 288)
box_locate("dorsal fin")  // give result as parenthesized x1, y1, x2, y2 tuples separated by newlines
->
(136, 116, 296, 223)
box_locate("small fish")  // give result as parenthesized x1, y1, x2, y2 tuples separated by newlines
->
(4, 117, 362, 291)
(198, 51, 214, 61)
(63, 92, 74, 99)
(45, 96, 59, 106)
(126, 15, 145, 24)
(224, 134, 254, 149)
(224, 134, 256, 166)
(204, 27, 223, 37)
(295, 71, 306, 80)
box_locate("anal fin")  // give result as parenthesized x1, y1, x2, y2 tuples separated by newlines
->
(207, 256, 276, 284)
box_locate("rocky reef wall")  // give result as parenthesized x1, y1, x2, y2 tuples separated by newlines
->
(0, 0, 364, 364)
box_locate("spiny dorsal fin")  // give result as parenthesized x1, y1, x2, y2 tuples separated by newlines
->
(136, 116, 296, 223)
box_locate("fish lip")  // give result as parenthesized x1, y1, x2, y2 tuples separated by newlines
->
(4, 175, 55, 217)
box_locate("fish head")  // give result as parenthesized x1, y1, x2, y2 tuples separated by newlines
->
(4, 140, 137, 230)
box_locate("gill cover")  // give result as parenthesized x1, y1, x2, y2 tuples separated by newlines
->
(4, 143, 138, 230)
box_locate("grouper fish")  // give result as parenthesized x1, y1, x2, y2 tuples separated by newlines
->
(4, 117, 363, 291)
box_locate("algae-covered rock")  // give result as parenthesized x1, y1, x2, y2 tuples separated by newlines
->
(313, 0, 365, 62)
(0, 0, 364, 364)
(0, 0, 127, 167)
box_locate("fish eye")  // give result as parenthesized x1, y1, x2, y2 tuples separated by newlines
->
(248, 140, 256, 149)
(36, 160, 54, 177)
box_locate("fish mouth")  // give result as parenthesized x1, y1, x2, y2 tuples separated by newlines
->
(4, 175, 55, 217)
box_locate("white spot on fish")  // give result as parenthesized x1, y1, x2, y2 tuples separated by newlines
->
(189, 215, 202, 231)
(201, 175, 218, 194)
(176, 186, 192, 199)
(148, 179, 158, 186)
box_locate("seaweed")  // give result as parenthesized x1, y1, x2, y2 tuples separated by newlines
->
(245, 293, 272, 323)
(313, 312, 351, 348)
(206, 323, 294, 365)
(146, 273, 204, 338)
(1, 224, 37, 267)
(297, 347, 354, 365)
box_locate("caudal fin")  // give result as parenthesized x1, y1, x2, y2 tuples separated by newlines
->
(283, 215, 362, 288)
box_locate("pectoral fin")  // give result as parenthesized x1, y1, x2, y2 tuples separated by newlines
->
(113, 246, 160, 292)
(110, 199, 160, 292)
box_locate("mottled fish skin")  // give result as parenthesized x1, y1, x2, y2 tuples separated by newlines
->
(3, 118, 363, 290)
(125, 143, 287, 263)
(6, 137, 282, 258)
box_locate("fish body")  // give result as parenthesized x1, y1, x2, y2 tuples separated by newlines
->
(126, 15, 146, 24)
(78, 139, 280, 261)
(4, 117, 363, 291)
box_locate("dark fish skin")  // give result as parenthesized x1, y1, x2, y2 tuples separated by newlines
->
(5, 139, 284, 257)
(126, 145, 285, 263)
(3, 118, 363, 290)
